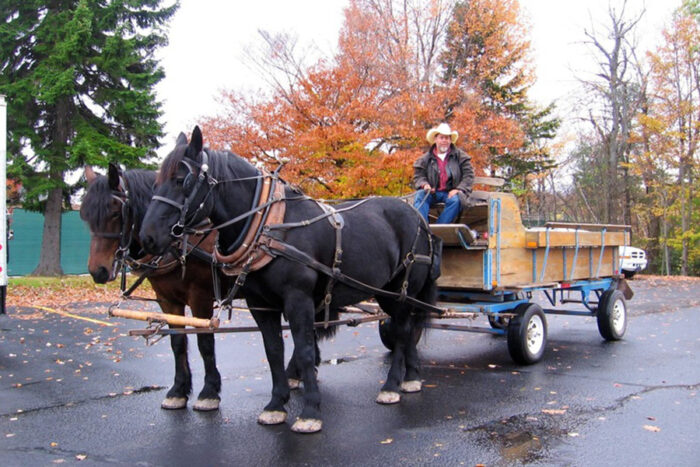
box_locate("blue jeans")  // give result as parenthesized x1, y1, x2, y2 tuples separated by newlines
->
(414, 190, 461, 224)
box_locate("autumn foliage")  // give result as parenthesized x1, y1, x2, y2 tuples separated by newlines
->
(200, 0, 534, 198)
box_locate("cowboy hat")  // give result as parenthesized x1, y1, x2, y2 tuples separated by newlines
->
(426, 123, 458, 144)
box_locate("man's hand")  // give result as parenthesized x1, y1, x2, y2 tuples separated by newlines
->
(448, 189, 460, 198)
(423, 184, 432, 192)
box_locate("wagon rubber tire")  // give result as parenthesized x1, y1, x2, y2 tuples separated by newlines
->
(622, 270, 636, 279)
(378, 318, 423, 351)
(596, 289, 627, 341)
(507, 303, 547, 365)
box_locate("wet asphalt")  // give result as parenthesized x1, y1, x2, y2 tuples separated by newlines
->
(0, 276, 698, 466)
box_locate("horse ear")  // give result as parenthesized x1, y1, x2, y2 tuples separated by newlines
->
(189, 126, 203, 158)
(108, 163, 121, 190)
(176, 132, 188, 146)
(85, 166, 96, 184)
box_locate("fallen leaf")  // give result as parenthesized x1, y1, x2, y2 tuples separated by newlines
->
(542, 409, 566, 415)
(380, 438, 393, 444)
(643, 425, 661, 432)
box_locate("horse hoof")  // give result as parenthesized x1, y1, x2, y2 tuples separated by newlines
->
(257, 410, 287, 425)
(193, 398, 220, 411)
(291, 418, 322, 433)
(401, 380, 422, 393)
(161, 397, 187, 410)
(376, 391, 401, 404)
(288, 378, 302, 390)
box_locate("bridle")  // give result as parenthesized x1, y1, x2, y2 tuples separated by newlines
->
(151, 150, 217, 239)
(90, 174, 134, 279)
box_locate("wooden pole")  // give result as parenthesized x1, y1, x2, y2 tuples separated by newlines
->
(109, 309, 219, 329)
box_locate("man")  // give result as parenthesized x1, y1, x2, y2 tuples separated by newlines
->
(413, 123, 474, 224)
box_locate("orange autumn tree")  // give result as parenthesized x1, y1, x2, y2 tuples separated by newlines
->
(201, 0, 537, 199)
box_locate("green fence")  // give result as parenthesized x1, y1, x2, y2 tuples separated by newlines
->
(8, 209, 91, 276)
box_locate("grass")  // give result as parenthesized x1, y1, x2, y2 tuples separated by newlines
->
(8, 275, 146, 291)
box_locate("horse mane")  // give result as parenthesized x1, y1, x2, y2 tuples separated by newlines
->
(125, 169, 157, 233)
(80, 173, 113, 227)
(80, 168, 157, 235)
(156, 144, 257, 186)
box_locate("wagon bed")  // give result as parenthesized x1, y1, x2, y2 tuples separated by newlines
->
(409, 189, 633, 364)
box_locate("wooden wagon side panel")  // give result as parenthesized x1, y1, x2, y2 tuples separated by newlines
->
(437, 245, 622, 290)
(438, 248, 485, 289)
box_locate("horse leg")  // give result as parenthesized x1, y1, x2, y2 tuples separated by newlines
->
(402, 270, 436, 393)
(250, 305, 289, 426)
(373, 301, 416, 405)
(162, 326, 192, 409)
(400, 314, 424, 393)
(192, 332, 221, 411)
(285, 291, 323, 433)
(286, 332, 321, 390)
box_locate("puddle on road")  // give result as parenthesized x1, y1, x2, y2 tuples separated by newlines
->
(499, 430, 543, 461)
(467, 413, 568, 463)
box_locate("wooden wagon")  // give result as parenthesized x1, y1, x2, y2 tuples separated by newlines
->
(408, 188, 633, 364)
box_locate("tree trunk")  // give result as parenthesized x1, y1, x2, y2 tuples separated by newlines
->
(32, 186, 64, 276)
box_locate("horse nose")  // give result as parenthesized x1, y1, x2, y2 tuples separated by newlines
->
(90, 266, 110, 284)
(141, 233, 158, 254)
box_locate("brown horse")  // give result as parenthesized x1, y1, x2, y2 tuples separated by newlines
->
(80, 162, 226, 411)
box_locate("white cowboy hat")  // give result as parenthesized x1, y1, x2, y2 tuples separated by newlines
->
(426, 123, 458, 144)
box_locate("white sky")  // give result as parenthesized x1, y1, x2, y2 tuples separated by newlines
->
(155, 0, 682, 157)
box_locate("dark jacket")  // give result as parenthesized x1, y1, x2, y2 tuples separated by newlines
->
(412, 144, 475, 208)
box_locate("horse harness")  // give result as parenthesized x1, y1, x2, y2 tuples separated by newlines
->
(152, 151, 445, 321)
(93, 170, 215, 301)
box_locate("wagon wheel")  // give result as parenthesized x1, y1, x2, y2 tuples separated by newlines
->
(596, 289, 627, 341)
(507, 303, 547, 365)
(378, 318, 423, 351)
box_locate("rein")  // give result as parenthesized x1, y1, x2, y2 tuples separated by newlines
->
(151, 151, 443, 319)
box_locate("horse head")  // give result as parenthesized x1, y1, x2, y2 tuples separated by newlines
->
(80, 163, 130, 283)
(140, 127, 217, 255)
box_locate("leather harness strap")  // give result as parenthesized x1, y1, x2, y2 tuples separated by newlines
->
(215, 177, 286, 277)
(258, 236, 444, 315)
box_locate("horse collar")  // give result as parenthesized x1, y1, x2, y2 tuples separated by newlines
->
(214, 175, 286, 276)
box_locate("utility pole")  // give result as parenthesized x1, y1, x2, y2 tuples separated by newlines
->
(0, 95, 7, 313)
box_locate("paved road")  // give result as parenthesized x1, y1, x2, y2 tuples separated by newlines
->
(1, 276, 698, 466)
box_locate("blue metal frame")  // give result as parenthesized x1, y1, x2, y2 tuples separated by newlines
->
(437, 277, 615, 335)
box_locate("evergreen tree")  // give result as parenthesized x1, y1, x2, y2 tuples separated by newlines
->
(0, 0, 177, 275)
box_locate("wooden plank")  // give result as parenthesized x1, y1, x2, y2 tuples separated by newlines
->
(545, 221, 630, 232)
(431, 224, 476, 246)
(525, 230, 628, 248)
(473, 176, 505, 187)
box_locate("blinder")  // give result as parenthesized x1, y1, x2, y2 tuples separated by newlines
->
(151, 150, 213, 239)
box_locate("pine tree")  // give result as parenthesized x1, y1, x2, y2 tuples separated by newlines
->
(0, 0, 177, 275)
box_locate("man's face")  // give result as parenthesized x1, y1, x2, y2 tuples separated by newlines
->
(435, 134, 451, 153)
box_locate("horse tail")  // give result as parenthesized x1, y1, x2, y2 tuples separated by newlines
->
(313, 308, 339, 367)
(314, 307, 340, 341)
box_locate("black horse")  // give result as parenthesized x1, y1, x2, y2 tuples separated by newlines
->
(80, 162, 225, 411)
(140, 127, 441, 433)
